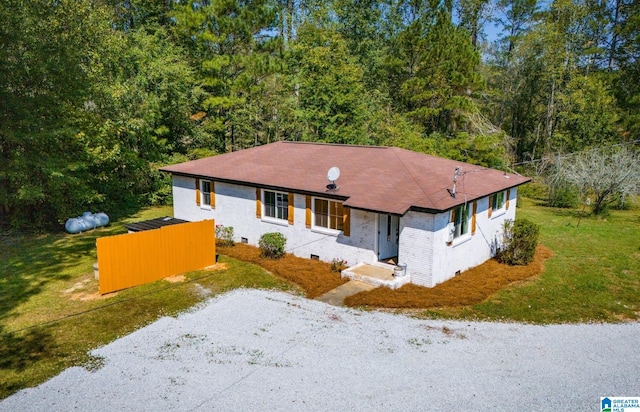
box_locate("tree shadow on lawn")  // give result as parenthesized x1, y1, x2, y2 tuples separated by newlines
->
(344, 245, 554, 309)
(0, 324, 58, 397)
(0, 203, 167, 322)
(0, 224, 124, 322)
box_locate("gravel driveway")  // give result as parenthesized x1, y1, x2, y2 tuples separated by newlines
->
(2, 289, 638, 411)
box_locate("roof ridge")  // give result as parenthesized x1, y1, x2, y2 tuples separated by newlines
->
(390, 147, 438, 210)
(280, 141, 389, 149)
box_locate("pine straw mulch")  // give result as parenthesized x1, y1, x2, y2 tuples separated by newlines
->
(344, 245, 554, 309)
(217, 243, 348, 299)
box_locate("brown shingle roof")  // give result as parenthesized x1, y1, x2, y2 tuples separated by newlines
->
(160, 142, 530, 215)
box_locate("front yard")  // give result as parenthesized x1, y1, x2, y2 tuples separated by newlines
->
(0, 207, 296, 399)
(1, 198, 638, 398)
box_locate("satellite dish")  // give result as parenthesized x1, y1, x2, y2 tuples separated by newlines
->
(326, 167, 340, 191)
(327, 167, 341, 182)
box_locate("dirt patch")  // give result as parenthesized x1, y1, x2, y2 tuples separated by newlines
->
(62, 275, 94, 295)
(70, 291, 118, 301)
(62, 274, 116, 301)
(344, 245, 554, 309)
(164, 275, 186, 283)
(205, 262, 228, 271)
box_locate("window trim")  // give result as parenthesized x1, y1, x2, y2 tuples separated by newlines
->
(449, 203, 473, 246)
(311, 197, 344, 235)
(200, 180, 213, 209)
(453, 204, 471, 239)
(490, 190, 507, 218)
(262, 189, 290, 224)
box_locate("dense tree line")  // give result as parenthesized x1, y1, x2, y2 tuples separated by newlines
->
(1, 0, 638, 229)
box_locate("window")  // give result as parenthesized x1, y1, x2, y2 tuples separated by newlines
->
(492, 191, 506, 211)
(201, 180, 212, 207)
(452, 204, 471, 239)
(263, 190, 288, 221)
(313, 198, 343, 231)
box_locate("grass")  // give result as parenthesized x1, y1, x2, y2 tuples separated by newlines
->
(458, 197, 640, 323)
(346, 198, 639, 324)
(1, 198, 638, 398)
(0, 207, 296, 400)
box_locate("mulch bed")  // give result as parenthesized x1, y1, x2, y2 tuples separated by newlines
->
(220, 242, 553, 309)
(343, 245, 554, 309)
(218, 243, 348, 298)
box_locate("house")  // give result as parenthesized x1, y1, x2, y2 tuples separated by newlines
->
(160, 141, 530, 288)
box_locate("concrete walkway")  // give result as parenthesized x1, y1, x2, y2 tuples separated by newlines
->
(315, 280, 377, 306)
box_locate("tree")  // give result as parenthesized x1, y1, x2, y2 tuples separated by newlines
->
(289, 25, 373, 144)
(551, 146, 640, 215)
(554, 74, 621, 152)
(172, 0, 278, 152)
(80, 26, 202, 206)
(100, 0, 176, 31)
(385, 4, 483, 135)
(485, 0, 626, 162)
(613, 0, 640, 136)
(455, 0, 491, 49)
(0, 0, 116, 228)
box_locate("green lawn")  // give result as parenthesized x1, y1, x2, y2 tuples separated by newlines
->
(1, 199, 639, 399)
(423, 198, 640, 323)
(0, 207, 296, 399)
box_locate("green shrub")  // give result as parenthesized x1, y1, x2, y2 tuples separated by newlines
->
(258, 232, 286, 259)
(517, 181, 548, 201)
(497, 219, 539, 265)
(215, 224, 235, 246)
(548, 184, 579, 208)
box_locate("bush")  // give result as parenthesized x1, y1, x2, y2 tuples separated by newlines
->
(547, 184, 579, 208)
(215, 224, 235, 246)
(258, 232, 286, 259)
(331, 258, 348, 272)
(497, 219, 539, 266)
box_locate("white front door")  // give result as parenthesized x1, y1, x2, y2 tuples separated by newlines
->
(378, 214, 399, 260)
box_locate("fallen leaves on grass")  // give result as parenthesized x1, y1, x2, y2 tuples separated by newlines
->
(218, 244, 348, 298)
(344, 245, 553, 309)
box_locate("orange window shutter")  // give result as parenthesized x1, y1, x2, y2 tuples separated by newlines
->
(471, 201, 477, 235)
(256, 188, 262, 218)
(488, 195, 493, 218)
(305, 196, 312, 228)
(195, 178, 201, 206)
(288, 193, 294, 225)
(211, 181, 216, 208)
(505, 189, 510, 210)
(343, 206, 351, 237)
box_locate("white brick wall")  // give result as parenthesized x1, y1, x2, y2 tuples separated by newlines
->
(171, 176, 519, 288)
(397, 211, 435, 287)
(430, 189, 519, 287)
(171, 176, 377, 266)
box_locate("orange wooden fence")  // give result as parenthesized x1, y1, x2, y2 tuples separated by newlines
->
(97, 220, 216, 294)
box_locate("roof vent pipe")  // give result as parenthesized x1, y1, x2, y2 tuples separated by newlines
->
(447, 167, 461, 198)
